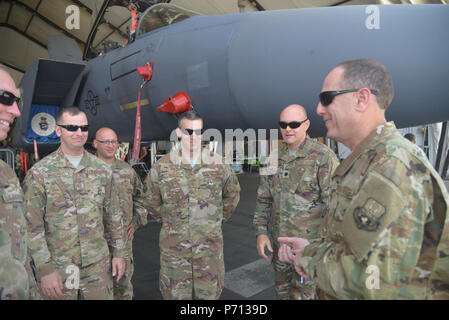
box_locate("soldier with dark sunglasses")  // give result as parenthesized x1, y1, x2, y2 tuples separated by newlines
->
(143, 110, 241, 300)
(279, 59, 449, 300)
(23, 106, 126, 300)
(254, 104, 339, 300)
(0, 66, 30, 300)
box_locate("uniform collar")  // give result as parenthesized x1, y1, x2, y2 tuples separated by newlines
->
(334, 121, 397, 177)
(55, 147, 90, 171)
(279, 135, 311, 162)
(170, 146, 215, 171)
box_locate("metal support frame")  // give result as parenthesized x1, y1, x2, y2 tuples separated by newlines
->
(0, 23, 47, 49)
(83, 0, 112, 60)
(24, 0, 43, 34)
(0, 61, 25, 73)
(249, 0, 265, 11)
(6, 0, 13, 23)
(0, 148, 15, 171)
(5, 0, 86, 48)
(441, 146, 449, 179)
(94, 17, 131, 49)
(434, 121, 448, 174)
(70, 0, 93, 14)
(331, 0, 353, 6)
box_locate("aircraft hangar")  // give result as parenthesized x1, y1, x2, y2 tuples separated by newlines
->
(1, 0, 449, 300)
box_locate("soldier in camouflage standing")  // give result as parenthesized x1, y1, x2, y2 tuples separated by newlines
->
(143, 110, 240, 300)
(0, 66, 29, 299)
(278, 59, 449, 299)
(23, 107, 126, 300)
(254, 104, 339, 300)
(93, 127, 148, 300)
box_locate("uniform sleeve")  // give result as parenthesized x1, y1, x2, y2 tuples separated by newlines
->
(316, 151, 340, 240)
(23, 171, 56, 279)
(142, 166, 163, 223)
(0, 229, 29, 300)
(253, 175, 272, 236)
(317, 151, 339, 210)
(300, 158, 432, 299)
(222, 164, 240, 221)
(130, 170, 149, 229)
(103, 174, 126, 259)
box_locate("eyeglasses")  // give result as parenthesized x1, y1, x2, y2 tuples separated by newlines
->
(180, 128, 204, 135)
(57, 124, 89, 132)
(96, 140, 118, 145)
(319, 89, 378, 106)
(279, 119, 308, 129)
(0, 90, 21, 106)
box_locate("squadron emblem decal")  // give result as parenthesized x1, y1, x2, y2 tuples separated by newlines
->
(353, 198, 386, 232)
(31, 112, 56, 137)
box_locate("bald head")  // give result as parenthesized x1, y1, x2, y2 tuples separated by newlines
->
(279, 104, 310, 150)
(280, 104, 308, 121)
(95, 127, 117, 140)
(93, 127, 119, 164)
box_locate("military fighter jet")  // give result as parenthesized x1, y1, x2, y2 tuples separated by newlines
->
(10, 3, 449, 155)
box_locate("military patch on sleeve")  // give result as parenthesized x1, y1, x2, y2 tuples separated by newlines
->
(353, 198, 386, 232)
(342, 171, 405, 261)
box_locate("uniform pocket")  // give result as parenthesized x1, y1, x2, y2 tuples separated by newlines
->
(292, 162, 318, 201)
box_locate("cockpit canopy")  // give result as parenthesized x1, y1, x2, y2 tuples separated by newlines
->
(137, 3, 199, 36)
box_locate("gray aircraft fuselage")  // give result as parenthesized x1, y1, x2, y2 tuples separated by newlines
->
(11, 4, 449, 152)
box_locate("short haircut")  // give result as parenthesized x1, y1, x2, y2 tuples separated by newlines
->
(56, 106, 85, 123)
(404, 133, 416, 142)
(337, 59, 394, 110)
(177, 110, 202, 128)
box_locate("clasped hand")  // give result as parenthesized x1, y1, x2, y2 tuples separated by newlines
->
(277, 237, 310, 279)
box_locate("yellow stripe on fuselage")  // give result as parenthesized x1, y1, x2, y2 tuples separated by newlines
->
(120, 99, 150, 111)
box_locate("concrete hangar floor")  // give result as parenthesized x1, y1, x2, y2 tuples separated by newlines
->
(131, 172, 276, 300)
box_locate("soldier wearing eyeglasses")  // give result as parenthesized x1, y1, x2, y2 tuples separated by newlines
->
(143, 110, 241, 300)
(278, 59, 449, 299)
(93, 127, 148, 300)
(23, 107, 127, 300)
(253, 104, 339, 300)
(0, 66, 30, 299)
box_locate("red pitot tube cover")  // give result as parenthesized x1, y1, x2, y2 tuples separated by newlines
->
(157, 91, 193, 114)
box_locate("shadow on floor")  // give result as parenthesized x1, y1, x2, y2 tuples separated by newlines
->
(131, 172, 276, 300)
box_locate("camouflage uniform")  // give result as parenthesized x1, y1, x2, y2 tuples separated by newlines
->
(110, 159, 148, 300)
(0, 159, 29, 299)
(23, 148, 126, 300)
(144, 148, 240, 300)
(254, 137, 339, 300)
(300, 122, 449, 299)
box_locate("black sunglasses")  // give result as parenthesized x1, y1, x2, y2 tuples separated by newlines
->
(319, 89, 378, 106)
(57, 124, 89, 132)
(279, 119, 308, 129)
(0, 90, 21, 106)
(96, 140, 118, 145)
(180, 128, 204, 136)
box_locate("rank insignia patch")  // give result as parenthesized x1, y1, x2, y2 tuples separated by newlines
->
(353, 198, 386, 232)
